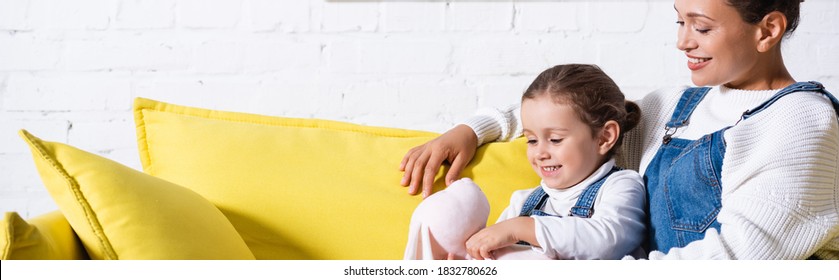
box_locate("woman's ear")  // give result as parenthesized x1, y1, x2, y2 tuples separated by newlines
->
(597, 120, 620, 156)
(756, 11, 788, 53)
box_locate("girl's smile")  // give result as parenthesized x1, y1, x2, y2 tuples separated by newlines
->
(539, 165, 562, 178)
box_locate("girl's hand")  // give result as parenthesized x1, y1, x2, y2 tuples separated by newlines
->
(465, 217, 536, 260)
(399, 124, 478, 198)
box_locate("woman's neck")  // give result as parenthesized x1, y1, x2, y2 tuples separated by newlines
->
(724, 49, 795, 91)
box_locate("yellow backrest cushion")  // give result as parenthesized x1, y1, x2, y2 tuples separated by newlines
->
(19, 130, 255, 260)
(134, 98, 540, 260)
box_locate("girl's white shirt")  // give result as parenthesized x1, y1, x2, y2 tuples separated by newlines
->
(496, 159, 647, 260)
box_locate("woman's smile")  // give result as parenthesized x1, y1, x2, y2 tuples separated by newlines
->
(687, 54, 712, 71)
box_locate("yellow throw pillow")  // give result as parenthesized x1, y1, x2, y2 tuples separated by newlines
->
(1, 211, 87, 260)
(134, 98, 540, 260)
(19, 130, 255, 260)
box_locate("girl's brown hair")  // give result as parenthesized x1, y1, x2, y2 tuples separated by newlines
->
(522, 64, 640, 159)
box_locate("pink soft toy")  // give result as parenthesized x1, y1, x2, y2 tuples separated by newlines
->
(403, 178, 489, 260)
(404, 178, 556, 260)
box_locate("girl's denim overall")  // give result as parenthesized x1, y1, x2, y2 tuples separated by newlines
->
(643, 81, 839, 254)
(519, 166, 622, 218)
(516, 167, 621, 246)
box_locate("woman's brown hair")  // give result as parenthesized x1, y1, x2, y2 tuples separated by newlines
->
(726, 0, 802, 36)
(522, 64, 640, 159)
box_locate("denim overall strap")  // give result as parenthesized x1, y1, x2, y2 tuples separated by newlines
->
(569, 167, 622, 218)
(515, 187, 553, 246)
(518, 166, 622, 218)
(740, 81, 839, 122)
(644, 87, 723, 254)
(663, 87, 712, 144)
(518, 187, 552, 217)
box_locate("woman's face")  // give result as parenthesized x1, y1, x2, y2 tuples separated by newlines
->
(674, 0, 763, 89)
(521, 96, 605, 190)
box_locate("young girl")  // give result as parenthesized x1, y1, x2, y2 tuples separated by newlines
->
(404, 64, 646, 260)
(401, 0, 839, 259)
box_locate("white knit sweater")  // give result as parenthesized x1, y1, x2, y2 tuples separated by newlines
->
(463, 85, 839, 259)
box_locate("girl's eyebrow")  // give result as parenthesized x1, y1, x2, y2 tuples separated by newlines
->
(674, 6, 716, 21)
(522, 128, 569, 134)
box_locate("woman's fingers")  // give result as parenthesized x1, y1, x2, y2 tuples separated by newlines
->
(399, 146, 416, 172)
(409, 150, 432, 195)
(421, 152, 447, 198)
(400, 147, 420, 186)
(446, 154, 467, 186)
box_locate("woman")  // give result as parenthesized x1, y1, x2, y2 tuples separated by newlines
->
(399, 0, 839, 259)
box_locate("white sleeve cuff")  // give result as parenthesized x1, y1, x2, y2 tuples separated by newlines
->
(461, 115, 502, 147)
(459, 103, 520, 146)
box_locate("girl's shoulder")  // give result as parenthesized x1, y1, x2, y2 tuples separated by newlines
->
(510, 186, 540, 200)
(604, 168, 645, 191)
(596, 169, 646, 204)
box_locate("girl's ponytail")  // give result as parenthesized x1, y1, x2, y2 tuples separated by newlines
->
(622, 100, 641, 133)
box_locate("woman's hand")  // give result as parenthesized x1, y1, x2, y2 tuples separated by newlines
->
(399, 124, 478, 198)
(465, 217, 536, 260)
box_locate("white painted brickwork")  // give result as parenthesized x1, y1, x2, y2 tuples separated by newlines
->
(1, 0, 837, 218)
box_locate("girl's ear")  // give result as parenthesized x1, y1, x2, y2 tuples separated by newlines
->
(756, 11, 788, 53)
(597, 120, 620, 156)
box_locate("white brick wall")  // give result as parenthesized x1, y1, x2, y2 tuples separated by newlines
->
(1, 0, 838, 219)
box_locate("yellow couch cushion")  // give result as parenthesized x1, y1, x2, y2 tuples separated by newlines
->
(1, 211, 87, 260)
(19, 130, 255, 260)
(134, 97, 540, 260)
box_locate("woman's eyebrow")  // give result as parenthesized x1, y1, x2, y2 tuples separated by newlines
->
(674, 6, 716, 21)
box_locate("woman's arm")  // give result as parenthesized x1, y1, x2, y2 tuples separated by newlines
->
(399, 104, 521, 198)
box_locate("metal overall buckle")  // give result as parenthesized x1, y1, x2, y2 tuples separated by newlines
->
(662, 126, 678, 144)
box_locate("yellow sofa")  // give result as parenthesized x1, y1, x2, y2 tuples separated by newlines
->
(1, 98, 540, 260)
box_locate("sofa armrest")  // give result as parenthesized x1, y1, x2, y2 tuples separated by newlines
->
(2, 211, 88, 260)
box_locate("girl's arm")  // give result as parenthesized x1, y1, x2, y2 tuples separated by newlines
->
(532, 172, 647, 259)
(465, 216, 537, 260)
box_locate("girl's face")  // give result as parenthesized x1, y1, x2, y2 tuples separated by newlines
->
(521, 96, 606, 190)
(675, 0, 763, 89)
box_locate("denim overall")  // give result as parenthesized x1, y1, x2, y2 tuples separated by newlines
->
(643, 81, 839, 254)
(516, 166, 621, 245)
(519, 166, 622, 218)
